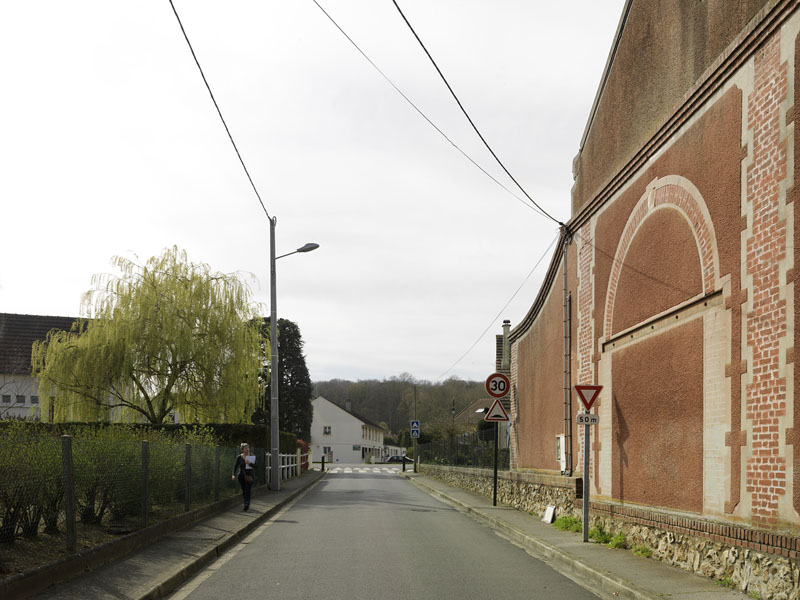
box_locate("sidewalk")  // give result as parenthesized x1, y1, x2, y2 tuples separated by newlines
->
(401, 471, 746, 600)
(7, 468, 749, 600)
(7, 470, 325, 600)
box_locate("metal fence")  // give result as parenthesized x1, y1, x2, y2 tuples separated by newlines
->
(0, 433, 268, 558)
(417, 431, 510, 470)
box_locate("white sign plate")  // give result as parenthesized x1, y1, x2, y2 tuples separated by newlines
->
(576, 413, 599, 425)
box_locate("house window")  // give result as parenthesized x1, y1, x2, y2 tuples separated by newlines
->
(323, 446, 332, 454)
(15, 395, 24, 405)
(30, 396, 39, 404)
(353, 445, 361, 451)
(1, 395, 10, 404)
(323, 426, 331, 435)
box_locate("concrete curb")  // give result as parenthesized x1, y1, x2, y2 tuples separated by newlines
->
(136, 470, 326, 600)
(402, 473, 656, 600)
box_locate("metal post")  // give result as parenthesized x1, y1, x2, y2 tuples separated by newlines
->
(184, 443, 191, 512)
(141, 440, 149, 528)
(562, 227, 573, 476)
(321, 455, 325, 472)
(270, 216, 281, 491)
(583, 411, 590, 542)
(214, 445, 220, 501)
(413, 385, 418, 473)
(493, 421, 499, 507)
(61, 435, 75, 552)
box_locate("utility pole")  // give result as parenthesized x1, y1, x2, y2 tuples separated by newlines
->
(413, 384, 418, 473)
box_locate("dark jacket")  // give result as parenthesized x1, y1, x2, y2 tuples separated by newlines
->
(233, 455, 255, 481)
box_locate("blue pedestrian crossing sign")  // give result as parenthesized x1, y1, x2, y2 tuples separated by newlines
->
(411, 420, 419, 429)
(410, 420, 420, 438)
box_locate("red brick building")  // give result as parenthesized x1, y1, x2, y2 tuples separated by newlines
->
(510, 0, 800, 539)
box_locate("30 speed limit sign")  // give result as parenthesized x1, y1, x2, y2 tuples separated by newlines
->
(485, 372, 510, 398)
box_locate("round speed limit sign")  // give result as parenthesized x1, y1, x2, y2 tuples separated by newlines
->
(485, 373, 510, 398)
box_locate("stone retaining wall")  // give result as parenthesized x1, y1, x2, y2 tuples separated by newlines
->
(418, 465, 579, 516)
(420, 465, 800, 599)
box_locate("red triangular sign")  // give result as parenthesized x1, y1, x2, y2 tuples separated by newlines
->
(575, 385, 602, 411)
(484, 398, 510, 422)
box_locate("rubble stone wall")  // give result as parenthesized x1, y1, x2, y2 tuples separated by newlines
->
(420, 464, 800, 599)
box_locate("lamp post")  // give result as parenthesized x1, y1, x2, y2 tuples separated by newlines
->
(269, 216, 318, 491)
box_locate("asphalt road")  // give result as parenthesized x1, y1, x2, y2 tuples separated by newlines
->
(168, 464, 600, 600)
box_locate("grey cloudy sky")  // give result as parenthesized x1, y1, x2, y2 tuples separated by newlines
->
(1, 1, 625, 383)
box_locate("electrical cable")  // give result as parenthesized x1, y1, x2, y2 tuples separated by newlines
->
(391, 0, 564, 228)
(436, 230, 560, 381)
(168, 0, 270, 220)
(311, 0, 549, 219)
(572, 228, 700, 298)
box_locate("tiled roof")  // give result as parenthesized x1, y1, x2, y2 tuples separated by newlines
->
(0, 313, 80, 374)
(346, 407, 386, 432)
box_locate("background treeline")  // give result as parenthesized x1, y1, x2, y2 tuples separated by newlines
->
(313, 374, 486, 436)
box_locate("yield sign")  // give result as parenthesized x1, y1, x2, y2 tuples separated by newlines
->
(575, 385, 602, 411)
(484, 398, 510, 422)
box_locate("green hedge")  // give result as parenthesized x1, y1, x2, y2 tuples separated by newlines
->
(0, 420, 301, 550)
(0, 421, 298, 452)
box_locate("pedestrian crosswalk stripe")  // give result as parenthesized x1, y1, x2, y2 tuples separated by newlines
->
(325, 467, 400, 474)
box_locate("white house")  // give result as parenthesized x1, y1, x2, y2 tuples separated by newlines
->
(0, 313, 79, 420)
(310, 396, 385, 464)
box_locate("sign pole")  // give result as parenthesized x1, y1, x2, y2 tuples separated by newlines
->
(484, 373, 511, 509)
(575, 384, 602, 544)
(493, 421, 499, 506)
(583, 409, 589, 542)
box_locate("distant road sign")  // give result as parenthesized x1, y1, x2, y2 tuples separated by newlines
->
(576, 413, 599, 425)
(410, 429, 420, 438)
(575, 385, 602, 411)
(484, 398, 510, 422)
(410, 420, 419, 430)
(485, 373, 510, 399)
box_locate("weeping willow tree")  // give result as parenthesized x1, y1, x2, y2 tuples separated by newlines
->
(31, 247, 265, 424)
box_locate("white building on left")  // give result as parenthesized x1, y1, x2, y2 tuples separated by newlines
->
(0, 312, 79, 420)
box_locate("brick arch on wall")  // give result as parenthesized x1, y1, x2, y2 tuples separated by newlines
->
(602, 176, 720, 340)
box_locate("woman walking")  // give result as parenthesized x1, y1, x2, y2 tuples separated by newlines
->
(232, 442, 255, 510)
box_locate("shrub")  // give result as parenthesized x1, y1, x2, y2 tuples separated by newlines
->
(553, 515, 582, 532)
(608, 532, 627, 549)
(589, 524, 612, 544)
(633, 545, 652, 558)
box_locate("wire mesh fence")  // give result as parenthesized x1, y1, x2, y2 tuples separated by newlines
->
(417, 431, 510, 470)
(0, 432, 272, 570)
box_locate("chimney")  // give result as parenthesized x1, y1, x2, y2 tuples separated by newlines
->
(501, 320, 511, 372)
(346, 400, 352, 413)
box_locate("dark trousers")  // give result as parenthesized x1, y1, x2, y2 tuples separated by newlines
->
(238, 474, 253, 506)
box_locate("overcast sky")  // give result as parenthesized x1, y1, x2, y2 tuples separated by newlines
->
(1, 1, 625, 383)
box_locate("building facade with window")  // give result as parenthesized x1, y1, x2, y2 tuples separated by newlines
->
(0, 313, 78, 420)
(497, 1, 800, 590)
(310, 396, 385, 463)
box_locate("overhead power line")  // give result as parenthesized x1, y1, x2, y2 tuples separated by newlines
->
(391, 0, 563, 228)
(310, 0, 549, 219)
(168, 0, 270, 220)
(436, 230, 560, 381)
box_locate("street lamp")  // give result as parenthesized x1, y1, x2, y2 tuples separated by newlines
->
(270, 216, 319, 491)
